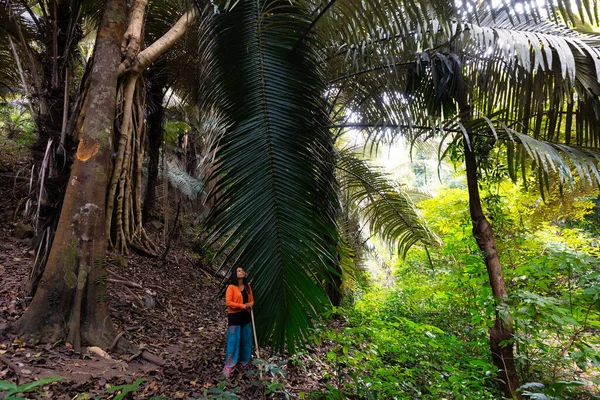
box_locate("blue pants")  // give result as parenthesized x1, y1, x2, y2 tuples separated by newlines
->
(224, 323, 253, 372)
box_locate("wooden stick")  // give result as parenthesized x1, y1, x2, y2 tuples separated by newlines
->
(250, 309, 263, 380)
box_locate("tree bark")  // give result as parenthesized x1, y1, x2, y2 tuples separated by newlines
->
(463, 136, 520, 398)
(452, 65, 520, 397)
(25, 0, 84, 296)
(13, 0, 126, 351)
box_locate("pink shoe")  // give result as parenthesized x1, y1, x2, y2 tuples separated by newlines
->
(223, 365, 234, 378)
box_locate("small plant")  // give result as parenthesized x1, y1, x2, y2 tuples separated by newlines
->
(202, 381, 240, 399)
(0, 376, 64, 399)
(518, 380, 589, 400)
(250, 358, 292, 398)
(104, 378, 147, 400)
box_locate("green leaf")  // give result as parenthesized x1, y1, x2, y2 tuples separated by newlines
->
(105, 378, 147, 400)
(0, 381, 17, 391)
(208, 0, 340, 352)
(336, 148, 441, 257)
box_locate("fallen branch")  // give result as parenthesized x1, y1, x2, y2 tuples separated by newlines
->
(130, 239, 158, 257)
(106, 267, 128, 281)
(141, 350, 165, 366)
(128, 344, 145, 362)
(107, 278, 144, 290)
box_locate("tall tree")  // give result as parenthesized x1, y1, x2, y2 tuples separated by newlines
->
(326, 5, 600, 396)
(12, 0, 126, 350)
(0, 0, 98, 295)
(12, 0, 198, 352)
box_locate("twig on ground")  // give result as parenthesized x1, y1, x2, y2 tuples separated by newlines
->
(146, 283, 169, 293)
(107, 278, 144, 290)
(128, 345, 145, 362)
(106, 267, 129, 281)
(109, 331, 126, 352)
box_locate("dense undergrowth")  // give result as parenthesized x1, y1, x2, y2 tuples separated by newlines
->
(306, 180, 600, 399)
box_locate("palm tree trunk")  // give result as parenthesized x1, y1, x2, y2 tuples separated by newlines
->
(142, 63, 167, 224)
(12, 0, 126, 351)
(463, 135, 520, 398)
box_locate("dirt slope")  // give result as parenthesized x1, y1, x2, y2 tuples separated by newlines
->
(0, 149, 328, 399)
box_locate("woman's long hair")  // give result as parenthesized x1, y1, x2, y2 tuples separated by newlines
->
(228, 267, 251, 293)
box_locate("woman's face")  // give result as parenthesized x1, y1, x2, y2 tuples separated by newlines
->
(236, 267, 246, 279)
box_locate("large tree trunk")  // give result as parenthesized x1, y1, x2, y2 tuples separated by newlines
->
(27, 1, 82, 295)
(12, 0, 126, 351)
(463, 136, 520, 398)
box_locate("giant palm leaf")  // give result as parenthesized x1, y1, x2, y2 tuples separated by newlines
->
(206, 0, 339, 351)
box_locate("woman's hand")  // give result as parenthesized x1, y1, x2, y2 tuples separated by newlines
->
(244, 303, 252, 310)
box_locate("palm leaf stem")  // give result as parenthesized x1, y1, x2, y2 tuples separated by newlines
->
(293, 0, 338, 52)
(330, 123, 463, 134)
(326, 61, 416, 85)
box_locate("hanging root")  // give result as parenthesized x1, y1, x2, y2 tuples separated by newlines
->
(106, 75, 156, 255)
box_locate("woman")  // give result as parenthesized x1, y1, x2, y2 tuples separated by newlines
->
(223, 266, 254, 377)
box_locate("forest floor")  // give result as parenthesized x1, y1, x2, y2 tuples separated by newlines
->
(0, 143, 332, 399)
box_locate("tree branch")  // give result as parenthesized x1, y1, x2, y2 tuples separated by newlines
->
(119, 7, 198, 76)
(120, 0, 149, 72)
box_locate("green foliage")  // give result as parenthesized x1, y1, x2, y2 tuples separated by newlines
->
(202, 381, 240, 399)
(336, 148, 441, 257)
(412, 181, 600, 393)
(0, 103, 35, 146)
(0, 376, 64, 399)
(166, 163, 205, 200)
(518, 380, 589, 400)
(249, 358, 291, 398)
(164, 121, 191, 145)
(309, 292, 500, 399)
(104, 378, 147, 400)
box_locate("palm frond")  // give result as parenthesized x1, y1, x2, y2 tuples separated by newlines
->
(337, 148, 441, 257)
(469, 117, 600, 188)
(207, 0, 339, 351)
(325, 5, 600, 184)
(166, 161, 204, 200)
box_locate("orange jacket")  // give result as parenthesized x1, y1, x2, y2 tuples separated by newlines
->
(226, 284, 254, 314)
